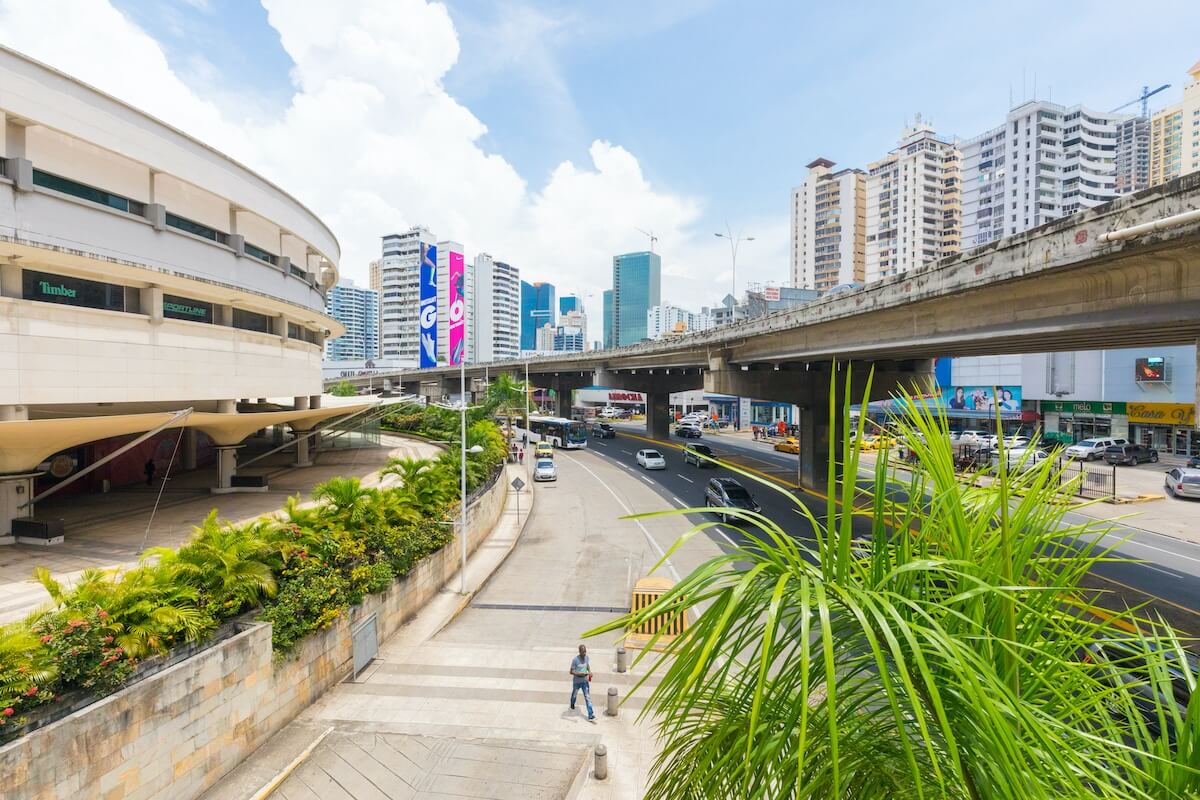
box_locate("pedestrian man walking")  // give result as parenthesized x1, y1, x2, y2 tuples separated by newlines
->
(568, 644, 595, 721)
(143, 458, 156, 487)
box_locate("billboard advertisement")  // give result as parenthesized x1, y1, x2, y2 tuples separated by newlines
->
(943, 385, 1022, 412)
(1134, 356, 1166, 383)
(419, 243, 438, 368)
(448, 250, 465, 366)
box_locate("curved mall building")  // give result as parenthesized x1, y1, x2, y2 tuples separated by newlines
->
(0, 46, 367, 542)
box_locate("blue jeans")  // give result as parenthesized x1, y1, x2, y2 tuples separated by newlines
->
(571, 680, 594, 717)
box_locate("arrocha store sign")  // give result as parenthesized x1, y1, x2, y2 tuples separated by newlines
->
(577, 388, 645, 405)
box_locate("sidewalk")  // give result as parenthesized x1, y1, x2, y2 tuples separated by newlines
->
(203, 448, 716, 800)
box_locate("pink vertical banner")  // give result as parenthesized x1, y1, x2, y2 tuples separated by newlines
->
(448, 251, 465, 365)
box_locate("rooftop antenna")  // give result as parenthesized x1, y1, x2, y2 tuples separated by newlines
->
(635, 227, 658, 253)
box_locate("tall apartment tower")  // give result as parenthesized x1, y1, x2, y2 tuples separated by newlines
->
(790, 158, 866, 291)
(612, 251, 661, 346)
(1115, 117, 1151, 194)
(323, 278, 379, 361)
(520, 281, 556, 352)
(960, 101, 1132, 249)
(378, 226, 437, 364)
(1150, 60, 1200, 186)
(602, 289, 614, 349)
(864, 122, 960, 282)
(471, 253, 520, 363)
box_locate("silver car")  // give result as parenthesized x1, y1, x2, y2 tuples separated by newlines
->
(636, 449, 667, 470)
(533, 458, 557, 482)
(1165, 467, 1200, 499)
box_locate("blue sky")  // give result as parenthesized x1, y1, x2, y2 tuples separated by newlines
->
(88, 0, 1200, 315)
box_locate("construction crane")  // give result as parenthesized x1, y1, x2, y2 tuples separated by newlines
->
(635, 227, 658, 252)
(1112, 84, 1171, 118)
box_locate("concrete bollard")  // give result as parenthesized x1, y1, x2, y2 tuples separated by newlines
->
(606, 686, 619, 717)
(594, 744, 608, 780)
(616, 647, 628, 673)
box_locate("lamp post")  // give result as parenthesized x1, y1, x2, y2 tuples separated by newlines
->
(714, 226, 754, 325)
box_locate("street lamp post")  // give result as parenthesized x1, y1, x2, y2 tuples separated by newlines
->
(714, 226, 754, 325)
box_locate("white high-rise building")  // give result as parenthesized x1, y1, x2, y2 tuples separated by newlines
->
(647, 304, 697, 339)
(471, 253, 520, 363)
(960, 101, 1133, 250)
(378, 226, 436, 364)
(790, 158, 866, 291)
(554, 309, 587, 352)
(864, 121, 961, 282)
(534, 322, 556, 352)
(1116, 116, 1150, 195)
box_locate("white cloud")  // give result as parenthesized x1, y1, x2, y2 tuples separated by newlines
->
(0, 0, 788, 341)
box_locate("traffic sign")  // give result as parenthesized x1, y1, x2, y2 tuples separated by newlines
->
(511, 477, 526, 491)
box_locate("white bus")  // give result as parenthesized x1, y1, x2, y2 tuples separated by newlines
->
(525, 415, 589, 449)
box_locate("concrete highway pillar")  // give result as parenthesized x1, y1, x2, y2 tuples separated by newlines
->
(797, 384, 842, 490)
(181, 428, 198, 471)
(646, 392, 671, 441)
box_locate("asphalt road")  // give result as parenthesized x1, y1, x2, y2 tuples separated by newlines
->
(587, 422, 1200, 637)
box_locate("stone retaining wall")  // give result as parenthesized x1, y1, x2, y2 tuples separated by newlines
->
(0, 467, 509, 800)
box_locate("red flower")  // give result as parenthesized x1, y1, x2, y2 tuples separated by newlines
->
(24, 686, 37, 697)
(39, 635, 52, 644)
(68, 619, 84, 628)
(103, 635, 113, 644)
(97, 610, 109, 619)
(2, 707, 13, 717)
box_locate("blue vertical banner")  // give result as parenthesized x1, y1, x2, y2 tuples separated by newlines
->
(419, 243, 438, 368)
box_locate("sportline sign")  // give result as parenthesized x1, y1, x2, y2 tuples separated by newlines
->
(576, 388, 645, 404)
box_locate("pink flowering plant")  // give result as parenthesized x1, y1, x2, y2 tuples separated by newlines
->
(0, 624, 57, 736)
(30, 606, 132, 694)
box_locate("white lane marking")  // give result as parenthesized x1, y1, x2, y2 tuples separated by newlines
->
(712, 525, 739, 549)
(640, 475, 655, 485)
(562, 453, 682, 583)
(1136, 562, 1179, 579)
(678, 474, 694, 483)
(1093, 530, 1200, 567)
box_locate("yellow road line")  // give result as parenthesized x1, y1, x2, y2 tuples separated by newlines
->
(609, 429, 1189, 633)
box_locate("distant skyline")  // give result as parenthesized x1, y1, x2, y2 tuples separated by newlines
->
(5, 0, 1199, 345)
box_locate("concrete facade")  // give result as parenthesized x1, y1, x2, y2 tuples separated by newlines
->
(1150, 60, 1200, 187)
(791, 158, 866, 291)
(0, 464, 508, 800)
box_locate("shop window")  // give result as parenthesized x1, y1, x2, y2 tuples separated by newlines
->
(163, 294, 214, 323)
(232, 308, 271, 334)
(22, 269, 125, 312)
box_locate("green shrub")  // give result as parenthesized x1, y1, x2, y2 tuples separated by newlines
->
(31, 607, 132, 695)
(260, 557, 351, 654)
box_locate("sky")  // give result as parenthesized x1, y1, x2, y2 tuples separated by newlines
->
(3, 0, 1200, 344)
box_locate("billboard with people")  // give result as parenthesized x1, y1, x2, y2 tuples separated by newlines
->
(943, 385, 1022, 412)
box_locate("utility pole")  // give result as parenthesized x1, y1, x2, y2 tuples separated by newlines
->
(715, 224, 754, 325)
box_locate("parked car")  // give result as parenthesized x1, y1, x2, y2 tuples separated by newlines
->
(1103, 444, 1159, 466)
(534, 442, 554, 459)
(1187, 455, 1200, 469)
(674, 423, 702, 439)
(682, 443, 716, 467)
(987, 434, 1031, 449)
(679, 413, 706, 425)
(774, 437, 800, 454)
(591, 423, 616, 439)
(704, 478, 761, 522)
(1165, 467, 1200, 499)
(533, 458, 557, 482)
(636, 449, 666, 470)
(954, 430, 989, 447)
(598, 406, 621, 418)
(1065, 437, 1128, 461)
(998, 448, 1052, 472)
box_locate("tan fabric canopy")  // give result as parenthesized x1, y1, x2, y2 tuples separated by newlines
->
(0, 403, 373, 473)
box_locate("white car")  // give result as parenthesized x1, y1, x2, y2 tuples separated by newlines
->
(998, 448, 1051, 472)
(1064, 437, 1127, 461)
(636, 449, 667, 470)
(954, 430, 988, 446)
(679, 413, 705, 425)
(533, 458, 557, 481)
(987, 434, 1031, 449)
(598, 407, 621, 418)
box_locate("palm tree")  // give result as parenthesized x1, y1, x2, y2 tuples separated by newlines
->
(312, 476, 380, 527)
(588, 372, 1200, 800)
(485, 372, 530, 440)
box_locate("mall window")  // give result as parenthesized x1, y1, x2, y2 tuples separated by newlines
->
(32, 170, 144, 215)
(232, 308, 272, 334)
(162, 294, 214, 323)
(287, 322, 301, 340)
(22, 269, 125, 312)
(166, 213, 227, 244)
(244, 242, 277, 265)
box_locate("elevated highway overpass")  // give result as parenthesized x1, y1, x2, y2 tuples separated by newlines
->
(341, 173, 1200, 486)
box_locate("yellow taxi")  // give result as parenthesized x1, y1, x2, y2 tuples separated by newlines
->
(773, 437, 800, 454)
(534, 442, 555, 458)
